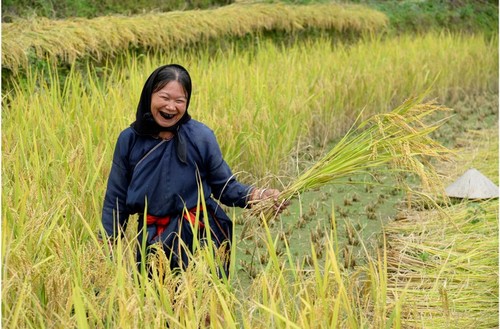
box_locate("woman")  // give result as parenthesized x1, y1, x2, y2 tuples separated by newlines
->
(101, 64, 285, 277)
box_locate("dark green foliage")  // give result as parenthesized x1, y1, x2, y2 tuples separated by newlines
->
(272, 0, 498, 35)
(1, 0, 232, 20)
(348, 0, 498, 36)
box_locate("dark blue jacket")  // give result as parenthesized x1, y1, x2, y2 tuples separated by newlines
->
(102, 119, 252, 241)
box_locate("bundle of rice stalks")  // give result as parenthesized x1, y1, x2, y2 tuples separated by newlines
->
(2, 3, 387, 72)
(251, 95, 451, 221)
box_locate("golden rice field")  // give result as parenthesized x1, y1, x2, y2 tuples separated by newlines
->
(2, 6, 498, 327)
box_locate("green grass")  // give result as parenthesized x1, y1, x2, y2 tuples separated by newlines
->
(356, 0, 499, 36)
(1, 0, 229, 19)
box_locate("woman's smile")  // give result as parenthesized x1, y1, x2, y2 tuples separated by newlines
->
(159, 111, 175, 120)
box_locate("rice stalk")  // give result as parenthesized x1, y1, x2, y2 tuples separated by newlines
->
(250, 94, 452, 221)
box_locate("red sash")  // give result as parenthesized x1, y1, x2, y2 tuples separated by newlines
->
(146, 206, 205, 239)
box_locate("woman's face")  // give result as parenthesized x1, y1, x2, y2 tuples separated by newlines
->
(150, 80, 188, 128)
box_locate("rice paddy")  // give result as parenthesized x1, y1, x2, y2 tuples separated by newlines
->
(2, 4, 498, 328)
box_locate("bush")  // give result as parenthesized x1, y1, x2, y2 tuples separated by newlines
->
(349, 0, 499, 35)
(2, 0, 233, 20)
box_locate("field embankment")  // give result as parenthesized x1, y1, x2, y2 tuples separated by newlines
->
(1, 3, 387, 73)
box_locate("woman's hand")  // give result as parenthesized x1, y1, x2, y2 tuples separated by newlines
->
(250, 188, 290, 214)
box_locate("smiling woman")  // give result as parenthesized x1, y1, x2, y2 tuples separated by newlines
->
(132, 64, 193, 143)
(101, 64, 288, 278)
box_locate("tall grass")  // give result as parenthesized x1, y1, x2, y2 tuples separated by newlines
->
(2, 32, 498, 327)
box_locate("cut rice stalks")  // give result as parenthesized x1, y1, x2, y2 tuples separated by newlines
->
(383, 126, 498, 327)
(384, 199, 498, 327)
(250, 94, 452, 222)
(2, 3, 387, 73)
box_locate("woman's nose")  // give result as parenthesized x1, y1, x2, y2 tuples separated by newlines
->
(165, 100, 175, 109)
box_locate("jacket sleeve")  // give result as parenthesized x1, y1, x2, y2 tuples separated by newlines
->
(101, 133, 132, 239)
(203, 129, 253, 208)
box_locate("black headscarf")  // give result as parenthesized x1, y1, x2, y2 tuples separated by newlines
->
(131, 64, 192, 163)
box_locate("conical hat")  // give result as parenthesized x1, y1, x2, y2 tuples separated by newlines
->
(445, 168, 499, 199)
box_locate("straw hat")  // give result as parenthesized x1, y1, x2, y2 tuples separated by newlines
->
(445, 168, 499, 199)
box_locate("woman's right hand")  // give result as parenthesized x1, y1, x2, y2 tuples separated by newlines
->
(250, 188, 290, 214)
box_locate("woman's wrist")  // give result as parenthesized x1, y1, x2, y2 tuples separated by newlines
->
(248, 187, 258, 204)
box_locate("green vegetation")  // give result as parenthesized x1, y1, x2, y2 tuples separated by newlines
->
(354, 0, 498, 36)
(1, 0, 231, 20)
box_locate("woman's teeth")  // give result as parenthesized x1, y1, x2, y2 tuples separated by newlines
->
(160, 112, 175, 120)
